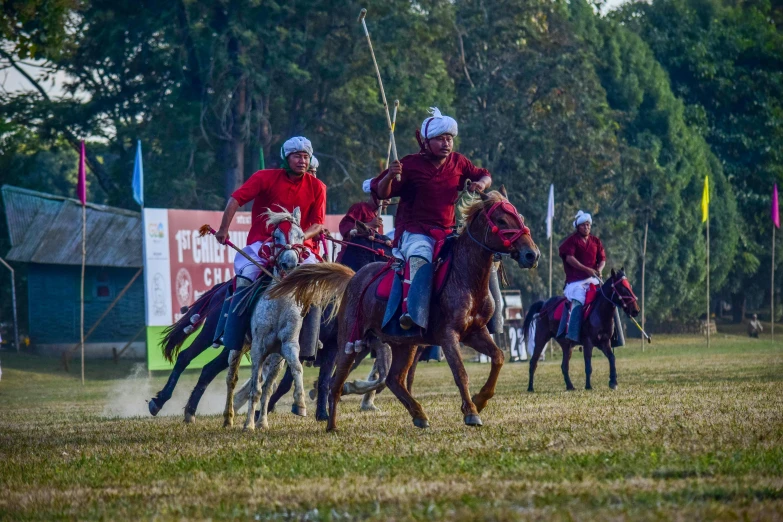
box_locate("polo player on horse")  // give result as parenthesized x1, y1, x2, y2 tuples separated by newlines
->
(557, 210, 624, 346)
(212, 136, 328, 358)
(371, 107, 491, 330)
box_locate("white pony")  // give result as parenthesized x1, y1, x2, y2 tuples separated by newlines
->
(222, 206, 312, 430)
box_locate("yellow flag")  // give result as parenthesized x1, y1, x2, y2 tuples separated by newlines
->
(702, 175, 709, 223)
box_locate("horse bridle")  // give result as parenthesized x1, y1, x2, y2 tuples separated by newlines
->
(260, 220, 313, 268)
(466, 199, 531, 258)
(599, 275, 638, 315)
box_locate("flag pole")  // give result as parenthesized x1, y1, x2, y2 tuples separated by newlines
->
(641, 219, 648, 353)
(772, 224, 776, 341)
(706, 210, 710, 349)
(548, 233, 553, 358)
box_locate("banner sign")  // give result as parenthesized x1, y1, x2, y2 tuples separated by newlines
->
(142, 209, 392, 370)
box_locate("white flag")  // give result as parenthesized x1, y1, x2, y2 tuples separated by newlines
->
(546, 184, 555, 239)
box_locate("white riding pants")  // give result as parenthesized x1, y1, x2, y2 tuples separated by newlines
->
(392, 232, 435, 263)
(563, 277, 600, 305)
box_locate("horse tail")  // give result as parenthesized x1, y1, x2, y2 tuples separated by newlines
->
(522, 300, 544, 343)
(233, 377, 253, 411)
(160, 281, 229, 363)
(266, 263, 355, 322)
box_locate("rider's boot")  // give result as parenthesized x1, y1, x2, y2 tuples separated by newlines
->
(556, 302, 570, 340)
(400, 256, 433, 330)
(211, 281, 238, 348)
(219, 276, 254, 351)
(566, 301, 584, 343)
(298, 305, 322, 361)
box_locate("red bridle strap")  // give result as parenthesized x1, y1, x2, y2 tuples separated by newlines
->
(482, 200, 531, 248)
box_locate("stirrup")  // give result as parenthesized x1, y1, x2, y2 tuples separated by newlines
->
(399, 313, 414, 330)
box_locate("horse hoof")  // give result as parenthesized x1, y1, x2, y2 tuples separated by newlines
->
(183, 412, 196, 424)
(223, 420, 233, 428)
(291, 404, 307, 417)
(316, 411, 329, 422)
(609, 382, 618, 390)
(585, 385, 592, 391)
(413, 418, 430, 429)
(566, 386, 576, 392)
(148, 399, 161, 416)
(243, 424, 255, 432)
(527, 388, 535, 393)
(309, 389, 318, 401)
(360, 403, 380, 412)
(464, 414, 483, 427)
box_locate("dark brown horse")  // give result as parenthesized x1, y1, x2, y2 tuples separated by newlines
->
(523, 269, 640, 392)
(269, 190, 540, 430)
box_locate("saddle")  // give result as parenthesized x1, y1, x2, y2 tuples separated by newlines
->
(550, 283, 599, 323)
(375, 232, 457, 337)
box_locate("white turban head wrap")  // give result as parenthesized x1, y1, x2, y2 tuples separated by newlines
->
(362, 178, 373, 194)
(573, 210, 592, 228)
(420, 107, 458, 140)
(280, 136, 313, 161)
(308, 156, 319, 173)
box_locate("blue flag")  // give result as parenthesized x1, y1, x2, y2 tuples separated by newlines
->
(132, 140, 143, 207)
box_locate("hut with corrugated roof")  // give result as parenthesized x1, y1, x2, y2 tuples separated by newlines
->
(2, 185, 145, 358)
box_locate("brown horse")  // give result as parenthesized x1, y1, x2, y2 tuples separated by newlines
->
(269, 190, 540, 430)
(523, 268, 640, 392)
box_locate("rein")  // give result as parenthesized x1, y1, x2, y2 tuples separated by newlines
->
(325, 234, 392, 259)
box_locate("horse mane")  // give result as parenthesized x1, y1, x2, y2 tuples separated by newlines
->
(261, 205, 298, 227)
(458, 191, 505, 229)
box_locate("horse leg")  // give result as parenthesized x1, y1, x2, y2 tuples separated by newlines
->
(597, 341, 618, 389)
(439, 335, 482, 426)
(149, 338, 207, 416)
(281, 339, 306, 417)
(255, 353, 285, 430)
(406, 346, 424, 394)
(222, 349, 243, 428)
(361, 341, 390, 412)
(327, 347, 357, 432)
(243, 346, 265, 431)
(583, 340, 594, 390)
(264, 365, 293, 418)
(461, 329, 504, 413)
(561, 345, 576, 391)
(341, 347, 372, 395)
(527, 318, 552, 393)
(183, 345, 231, 424)
(385, 344, 429, 428)
(315, 341, 337, 422)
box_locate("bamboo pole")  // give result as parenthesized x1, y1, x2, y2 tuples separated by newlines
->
(80, 203, 86, 384)
(548, 233, 553, 359)
(641, 220, 648, 352)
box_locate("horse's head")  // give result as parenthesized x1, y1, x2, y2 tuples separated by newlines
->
(262, 206, 307, 275)
(604, 268, 640, 317)
(461, 187, 540, 269)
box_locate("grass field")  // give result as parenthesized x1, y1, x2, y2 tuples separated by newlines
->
(1, 336, 782, 521)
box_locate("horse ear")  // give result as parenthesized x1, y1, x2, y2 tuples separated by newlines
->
(499, 185, 508, 198)
(479, 190, 490, 202)
(293, 207, 301, 225)
(611, 268, 616, 278)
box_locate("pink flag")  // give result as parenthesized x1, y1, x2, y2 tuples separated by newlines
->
(77, 141, 86, 205)
(773, 184, 780, 229)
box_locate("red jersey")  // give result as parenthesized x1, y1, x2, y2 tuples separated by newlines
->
(559, 233, 606, 284)
(370, 152, 489, 238)
(339, 202, 383, 238)
(231, 169, 326, 249)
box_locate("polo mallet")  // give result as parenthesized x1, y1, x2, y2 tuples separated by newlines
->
(631, 316, 652, 343)
(358, 8, 400, 181)
(198, 225, 280, 282)
(385, 99, 399, 169)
